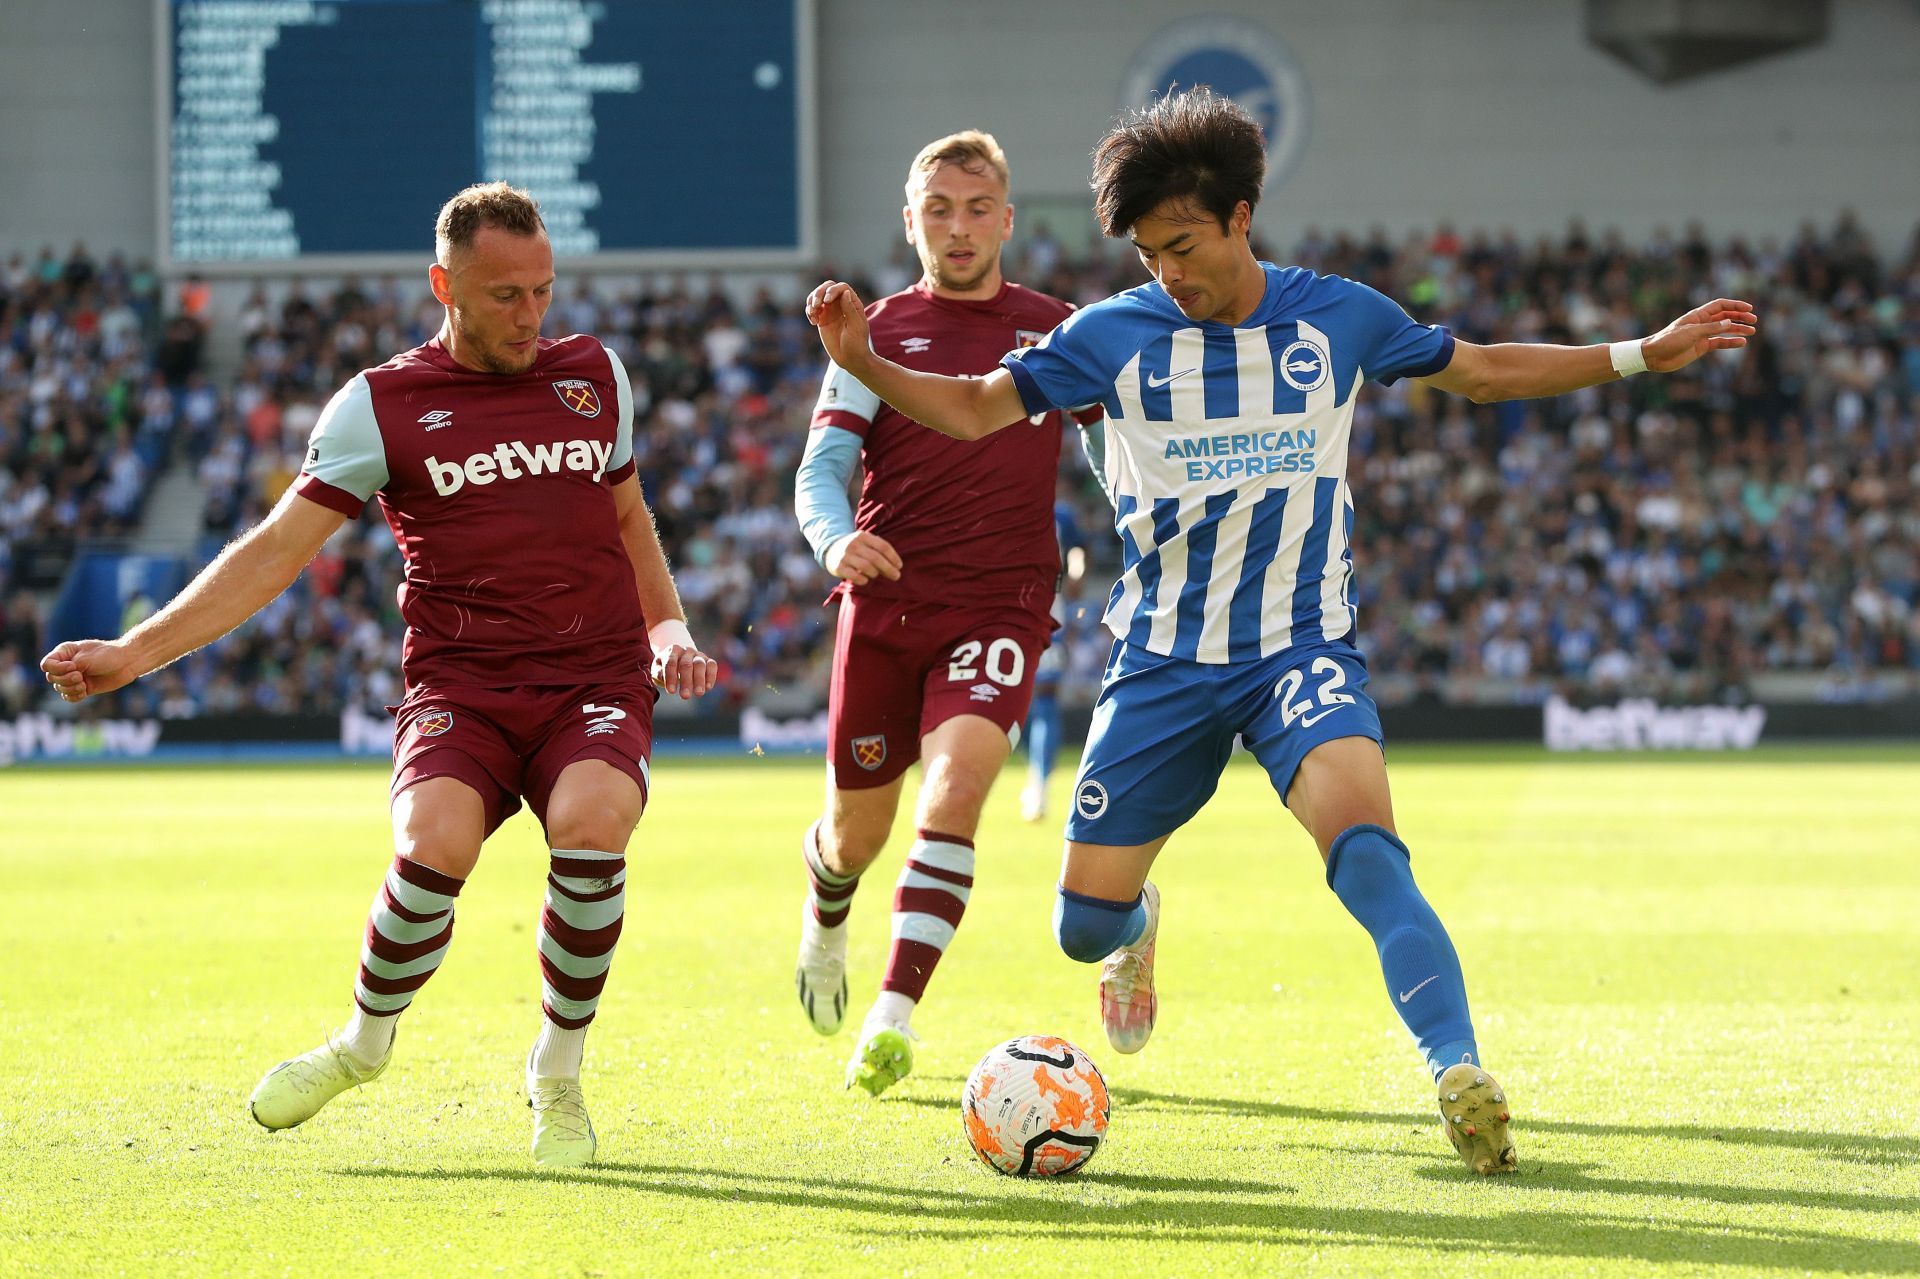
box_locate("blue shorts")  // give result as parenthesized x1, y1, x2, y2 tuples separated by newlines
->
(1064, 638, 1384, 847)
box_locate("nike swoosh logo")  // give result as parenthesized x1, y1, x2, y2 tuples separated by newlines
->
(1298, 707, 1342, 728)
(1399, 975, 1439, 1003)
(1145, 368, 1195, 389)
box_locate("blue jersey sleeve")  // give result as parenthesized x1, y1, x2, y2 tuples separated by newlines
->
(1000, 303, 1124, 417)
(1340, 278, 1455, 385)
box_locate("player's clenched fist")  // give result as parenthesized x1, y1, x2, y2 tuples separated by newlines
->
(805, 280, 872, 372)
(39, 639, 141, 704)
(646, 619, 719, 701)
(824, 530, 903, 588)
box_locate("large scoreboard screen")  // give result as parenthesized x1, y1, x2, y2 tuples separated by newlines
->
(162, 0, 813, 269)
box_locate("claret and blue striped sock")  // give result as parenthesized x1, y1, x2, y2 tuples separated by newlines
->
(341, 855, 466, 1066)
(875, 829, 975, 1023)
(530, 847, 626, 1080)
(803, 819, 862, 932)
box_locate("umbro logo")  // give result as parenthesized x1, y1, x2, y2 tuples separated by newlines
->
(901, 337, 933, 354)
(967, 682, 1001, 703)
(1146, 368, 1195, 389)
(418, 409, 453, 431)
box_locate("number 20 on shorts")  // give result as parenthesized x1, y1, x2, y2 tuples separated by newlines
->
(948, 638, 1026, 687)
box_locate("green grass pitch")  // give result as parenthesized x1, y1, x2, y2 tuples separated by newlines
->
(3, 746, 1918, 1277)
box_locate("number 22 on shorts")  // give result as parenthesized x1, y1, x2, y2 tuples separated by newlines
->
(1273, 656, 1356, 729)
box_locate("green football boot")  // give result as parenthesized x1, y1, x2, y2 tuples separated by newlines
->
(846, 1023, 915, 1097)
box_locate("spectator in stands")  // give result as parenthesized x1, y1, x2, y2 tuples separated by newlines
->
(6, 216, 1917, 720)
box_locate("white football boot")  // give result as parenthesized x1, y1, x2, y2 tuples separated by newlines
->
(249, 1034, 389, 1130)
(1019, 777, 1047, 823)
(526, 1053, 597, 1169)
(795, 907, 850, 1036)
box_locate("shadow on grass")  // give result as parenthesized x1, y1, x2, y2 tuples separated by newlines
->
(891, 1083, 1920, 1216)
(1104, 1085, 1920, 1167)
(333, 1161, 1920, 1274)
(896, 1082, 1918, 1168)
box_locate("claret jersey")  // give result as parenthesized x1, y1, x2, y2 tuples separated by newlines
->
(293, 333, 650, 691)
(811, 280, 1102, 619)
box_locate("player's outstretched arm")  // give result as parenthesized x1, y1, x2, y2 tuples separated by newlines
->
(39, 489, 348, 703)
(1423, 297, 1757, 403)
(610, 476, 719, 701)
(804, 280, 1028, 440)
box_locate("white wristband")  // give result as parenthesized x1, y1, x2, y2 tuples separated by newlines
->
(648, 618, 694, 654)
(1608, 339, 1647, 378)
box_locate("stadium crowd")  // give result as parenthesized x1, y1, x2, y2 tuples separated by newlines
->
(2, 215, 1917, 720)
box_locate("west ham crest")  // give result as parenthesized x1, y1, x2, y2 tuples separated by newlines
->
(553, 379, 602, 418)
(1015, 329, 1045, 348)
(416, 709, 455, 738)
(851, 734, 887, 771)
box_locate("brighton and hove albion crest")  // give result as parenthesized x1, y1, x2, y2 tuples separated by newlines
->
(1279, 336, 1330, 392)
(416, 710, 454, 738)
(1119, 17, 1311, 190)
(552, 379, 602, 418)
(851, 734, 887, 771)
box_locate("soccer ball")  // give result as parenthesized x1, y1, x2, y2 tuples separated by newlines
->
(961, 1034, 1110, 1176)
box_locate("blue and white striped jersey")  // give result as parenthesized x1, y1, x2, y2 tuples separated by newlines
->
(1002, 263, 1453, 664)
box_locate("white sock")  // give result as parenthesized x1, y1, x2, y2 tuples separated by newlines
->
(338, 1007, 396, 1068)
(530, 1021, 588, 1081)
(866, 990, 916, 1031)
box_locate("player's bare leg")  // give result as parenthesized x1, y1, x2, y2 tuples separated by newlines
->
(797, 775, 903, 1036)
(525, 759, 645, 1169)
(1290, 736, 1513, 1173)
(250, 777, 484, 1130)
(1059, 835, 1168, 1054)
(849, 715, 1007, 1096)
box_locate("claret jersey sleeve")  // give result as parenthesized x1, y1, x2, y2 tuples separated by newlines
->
(294, 373, 388, 516)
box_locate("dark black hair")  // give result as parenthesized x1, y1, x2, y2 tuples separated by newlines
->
(1090, 87, 1267, 238)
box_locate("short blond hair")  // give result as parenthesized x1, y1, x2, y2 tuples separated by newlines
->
(434, 181, 545, 262)
(905, 130, 1010, 197)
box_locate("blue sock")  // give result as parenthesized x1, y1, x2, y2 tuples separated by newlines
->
(1053, 886, 1147, 963)
(1027, 690, 1060, 783)
(1326, 824, 1478, 1080)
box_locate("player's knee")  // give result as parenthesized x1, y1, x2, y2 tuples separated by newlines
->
(819, 817, 886, 875)
(546, 810, 638, 853)
(545, 794, 642, 853)
(919, 758, 997, 832)
(1054, 886, 1146, 963)
(1324, 822, 1412, 890)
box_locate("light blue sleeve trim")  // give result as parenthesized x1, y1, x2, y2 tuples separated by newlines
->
(606, 344, 635, 471)
(303, 373, 387, 499)
(795, 426, 861, 567)
(815, 359, 882, 424)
